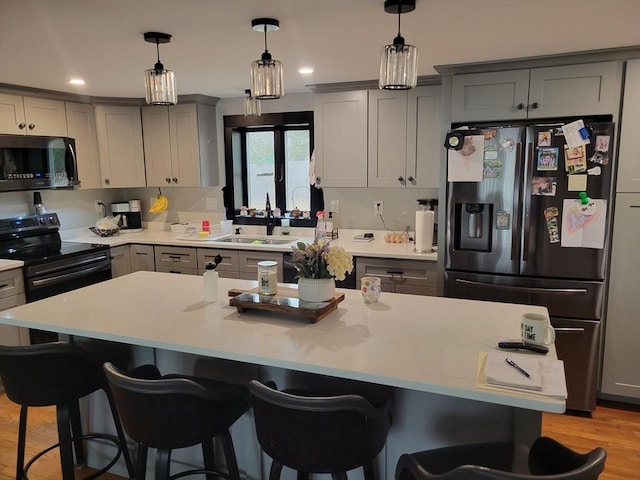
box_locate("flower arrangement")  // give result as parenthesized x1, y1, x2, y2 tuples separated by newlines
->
(290, 240, 353, 281)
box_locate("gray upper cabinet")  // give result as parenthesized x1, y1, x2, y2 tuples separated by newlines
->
(0, 94, 68, 136)
(616, 59, 640, 193)
(368, 86, 442, 188)
(65, 102, 102, 190)
(142, 102, 218, 188)
(314, 91, 368, 187)
(451, 62, 620, 122)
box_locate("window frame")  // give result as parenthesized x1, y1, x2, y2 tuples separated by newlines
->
(223, 111, 322, 225)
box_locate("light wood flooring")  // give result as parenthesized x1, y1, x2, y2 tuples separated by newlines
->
(0, 393, 639, 479)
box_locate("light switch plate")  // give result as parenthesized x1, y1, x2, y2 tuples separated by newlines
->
(205, 197, 218, 211)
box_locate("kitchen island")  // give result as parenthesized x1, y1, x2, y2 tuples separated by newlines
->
(0, 271, 564, 479)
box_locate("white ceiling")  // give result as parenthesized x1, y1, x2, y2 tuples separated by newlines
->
(1, 0, 639, 99)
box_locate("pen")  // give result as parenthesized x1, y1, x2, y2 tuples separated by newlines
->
(505, 357, 530, 378)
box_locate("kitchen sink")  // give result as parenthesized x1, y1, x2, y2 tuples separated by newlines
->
(215, 236, 297, 245)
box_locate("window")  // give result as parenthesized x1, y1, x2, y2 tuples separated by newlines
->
(223, 111, 322, 221)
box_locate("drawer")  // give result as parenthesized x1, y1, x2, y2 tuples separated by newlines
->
(130, 244, 155, 272)
(0, 268, 25, 299)
(238, 251, 284, 281)
(155, 265, 199, 276)
(197, 248, 239, 273)
(356, 258, 436, 293)
(154, 246, 197, 269)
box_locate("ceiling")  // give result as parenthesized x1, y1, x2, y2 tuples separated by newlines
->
(1, 0, 639, 100)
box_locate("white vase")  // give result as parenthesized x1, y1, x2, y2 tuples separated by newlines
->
(297, 277, 335, 302)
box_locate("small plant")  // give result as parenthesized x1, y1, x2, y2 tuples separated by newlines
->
(290, 240, 353, 281)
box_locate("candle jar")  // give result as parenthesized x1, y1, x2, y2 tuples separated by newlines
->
(257, 261, 278, 296)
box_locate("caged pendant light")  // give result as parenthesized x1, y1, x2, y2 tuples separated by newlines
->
(379, 0, 418, 90)
(143, 32, 177, 105)
(243, 89, 262, 117)
(250, 18, 284, 100)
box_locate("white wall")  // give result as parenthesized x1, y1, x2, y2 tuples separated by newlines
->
(0, 91, 439, 234)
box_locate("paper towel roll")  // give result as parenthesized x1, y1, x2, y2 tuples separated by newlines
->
(415, 210, 434, 253)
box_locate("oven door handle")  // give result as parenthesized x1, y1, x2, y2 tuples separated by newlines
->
(31, 262, 111, 289)
(455, 279, 588, 295)
(31, 254, 110, 276)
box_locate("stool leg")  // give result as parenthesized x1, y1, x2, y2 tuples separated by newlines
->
(103, 386, 136, 478)
(69, 400, 87, 467)
(16, 405, 28, 480)
(331, 474, 347, 480)
(297, 472, 310, 480)
(56, 404, 77, 480)
(136, 443, 148, 480)
(154, 449, 172, 480)
(363, 460, 376, 480)
(268, 460, 283, 480)
(201, 438, 217, 480)
(219, 429, 240, 480)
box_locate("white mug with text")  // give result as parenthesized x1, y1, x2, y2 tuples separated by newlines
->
(521, 313, 555, 346)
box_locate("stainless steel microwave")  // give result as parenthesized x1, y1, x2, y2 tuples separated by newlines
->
(0, 135, 79, 192)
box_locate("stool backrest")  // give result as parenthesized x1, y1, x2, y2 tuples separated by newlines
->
(248, 379, 392, 474)
(0, 343, 104, 406)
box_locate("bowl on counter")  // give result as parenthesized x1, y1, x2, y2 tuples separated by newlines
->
(89, 226, 119, 237)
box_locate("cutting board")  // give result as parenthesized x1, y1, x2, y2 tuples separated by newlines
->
(228, 286, 345, 323)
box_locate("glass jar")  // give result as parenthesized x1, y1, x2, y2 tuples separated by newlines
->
(257, 261, 278, 296)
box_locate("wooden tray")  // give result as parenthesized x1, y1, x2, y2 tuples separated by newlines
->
(228, 287, 345, 323)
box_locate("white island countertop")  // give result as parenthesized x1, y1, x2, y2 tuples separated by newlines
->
(0, 271, 563, 413)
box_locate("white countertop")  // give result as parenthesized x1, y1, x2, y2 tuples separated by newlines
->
(0, 271, 563, 413)
(0, 259, 24, 272)
(64, 227, 438, 261)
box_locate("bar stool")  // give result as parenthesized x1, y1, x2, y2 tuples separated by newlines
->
(0, 341, 136, 480)
(248, 380, 392, 480)
(103, 362, 250, 480)
(395, 437, 607, 479)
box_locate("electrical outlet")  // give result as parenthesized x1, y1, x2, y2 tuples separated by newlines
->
(205, 197, 218, 211)
(374, 200, 383, 216)
(94, 200, 103, 213)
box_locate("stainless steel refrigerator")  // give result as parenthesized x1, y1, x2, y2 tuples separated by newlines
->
(444, 121, 616, 412)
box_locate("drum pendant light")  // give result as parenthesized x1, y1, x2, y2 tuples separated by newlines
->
(250, 18, 284, 100)
(379, 0, 418, 90)
(143, 32, 177, 105)
(243, 89, 262, 117)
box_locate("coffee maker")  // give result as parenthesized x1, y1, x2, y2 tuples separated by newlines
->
(111, 200, 143, 232)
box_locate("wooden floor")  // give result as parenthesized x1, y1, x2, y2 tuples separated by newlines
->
(0, 392, 639, 479)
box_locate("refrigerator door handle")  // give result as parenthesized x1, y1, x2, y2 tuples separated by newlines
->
(454, 278, 588, 295)
(511, 141, 524, 262)
(521, 141, 536, 264)
(554, 327, 586, 332)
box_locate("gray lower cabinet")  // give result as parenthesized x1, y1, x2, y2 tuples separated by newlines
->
(237, 251, 284, 282)
(154, 245, 198, 275)
(355, 257, 437, 296)
(601, 193, 640, 400)
(110, 245, 132, 278)
(0, 268, 28, 347)
(130, 244, 155, 272)
(197, 248, 239, 279)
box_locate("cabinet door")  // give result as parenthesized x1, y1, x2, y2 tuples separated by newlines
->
(130, 244, 155, 272)
(0, 293, 28, 346)
(23, 97, 67, 136)
(0, 93, 26, 134)
(528, 62, 620, 119)
(451, 70, 530, 122)
(169, 104, 201, 187)
(95, 105, 146, 188)
(616, 59, 640, 193)
(142, 106, 173, 187)
(238, 251, 283, 282)
(110, 245, 132, 278)
(367, 90, 408, 188)
(407, 85, 442, 189)
(314, 91, 368, 187)
(65, 102, 101, 189)
(601, 193, 640, 399)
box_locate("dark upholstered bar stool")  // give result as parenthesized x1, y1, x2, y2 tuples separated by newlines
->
(248, 380, 392, 480)
(0, 342, 136, 480)
(103, 362, 250, 480)
(395, 437, 607, 480)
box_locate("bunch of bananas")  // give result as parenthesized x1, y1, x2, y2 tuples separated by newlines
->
(149, 194, 168, 214)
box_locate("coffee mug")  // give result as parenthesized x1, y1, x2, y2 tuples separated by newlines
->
(521, 313, 555, 345)
(361, 277, 381, 304)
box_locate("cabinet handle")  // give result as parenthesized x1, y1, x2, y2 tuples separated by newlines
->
(169, 270, 182, 274)
(18, 122, 26, 130)
(398, 176, 405, 185)
(172, 177, 178, 183)
(517, 103, 525, 110)
(28, 123, 35, 130)
(554, 327, 585, 333)
(408, 176, 415, 182)
(530, 102, 540, 110)
(135, 252, 148, 256)
(104, 178, 111, 185)
(316, 176, 321, 185)
(630, 205, 640, 208)
(0, 283, 9, 289)
(168, 255, 182, 260)
(165, 177, 171, 184)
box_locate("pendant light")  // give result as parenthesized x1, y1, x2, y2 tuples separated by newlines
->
(143, 32, 177, 105)
(379, 0, 418, 90)
(250, 18, 284, 100)
(243, 89, 262, 117)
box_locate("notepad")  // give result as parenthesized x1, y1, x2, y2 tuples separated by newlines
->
(484, 352, 542, 391)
